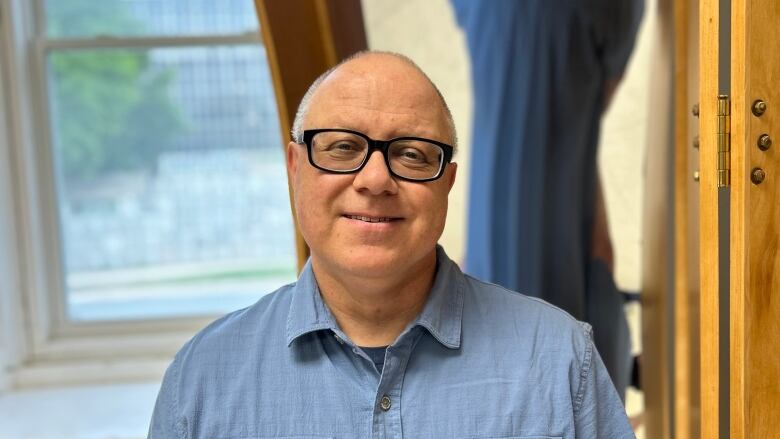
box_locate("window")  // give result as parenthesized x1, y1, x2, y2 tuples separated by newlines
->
(43, 0, 296, 322)
(0, 0, 297, 385)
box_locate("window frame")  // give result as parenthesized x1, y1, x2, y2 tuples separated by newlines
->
(31, 3, 266, 339)
(0, 0, 284, 388)
(0, 3, 27, 394)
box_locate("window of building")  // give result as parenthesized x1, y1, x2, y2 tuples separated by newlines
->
(41, 0, 296, 322)
(0, 0, 298, 387)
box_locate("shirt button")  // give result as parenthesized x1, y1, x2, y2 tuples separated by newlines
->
(379, 395, 392, 411)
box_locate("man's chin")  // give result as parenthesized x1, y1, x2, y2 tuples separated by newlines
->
(319, 246, 407, 276)
(343, 249, 403, 273)
(323, 243, 439, 280)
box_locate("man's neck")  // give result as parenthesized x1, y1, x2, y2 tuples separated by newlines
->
(311, 252, 437, 347)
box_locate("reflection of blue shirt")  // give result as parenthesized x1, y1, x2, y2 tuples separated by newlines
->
(451, 0, 643, 318)
(149, 247, 632, 438)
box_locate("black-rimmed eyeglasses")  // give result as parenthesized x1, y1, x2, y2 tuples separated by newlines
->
(298, 129, 454, 182)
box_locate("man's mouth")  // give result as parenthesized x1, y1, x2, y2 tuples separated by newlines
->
(344, 214, 400, 223)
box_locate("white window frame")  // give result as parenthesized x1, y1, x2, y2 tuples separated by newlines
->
(0, 0, 275, 389)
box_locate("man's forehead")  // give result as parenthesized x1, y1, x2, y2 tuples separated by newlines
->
(305, 56, 446, 132)
(327, 53, 424, 83)
(316, 57, 433, 104)
(315, 78, 425, 114)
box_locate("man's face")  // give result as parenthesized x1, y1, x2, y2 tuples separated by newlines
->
(287, 55, 457, 281)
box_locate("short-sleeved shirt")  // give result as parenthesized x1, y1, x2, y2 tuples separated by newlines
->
(148, 246, 634, 438)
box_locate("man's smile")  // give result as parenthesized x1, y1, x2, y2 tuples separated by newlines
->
(343, 214, 403, 223)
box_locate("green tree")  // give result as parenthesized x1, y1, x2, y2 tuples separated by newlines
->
(47, 0, 184, 182)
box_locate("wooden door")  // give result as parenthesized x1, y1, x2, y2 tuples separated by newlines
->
(729, 0, 780, 436)
(698, 0, 780, 436)
(648, 0, 780, 436)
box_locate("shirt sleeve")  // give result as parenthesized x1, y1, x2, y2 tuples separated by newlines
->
(587, 0, 645, 79)
(573, 330, 635, 438)
(148, 356, 184, 439)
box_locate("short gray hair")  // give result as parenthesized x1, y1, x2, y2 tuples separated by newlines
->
(290, 51, 457, 149)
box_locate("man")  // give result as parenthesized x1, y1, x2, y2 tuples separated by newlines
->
(149, 51, 633, 438)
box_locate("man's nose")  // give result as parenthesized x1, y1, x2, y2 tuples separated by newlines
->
(352, 150, 398, 195)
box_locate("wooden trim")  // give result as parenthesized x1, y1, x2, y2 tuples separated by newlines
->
(254, 0, 306, 270)
(698, 0, 720, 436)
(323, 0, 368, 61)
(254, 0, 367, 271)
(673, 0, 692, 435)
(313, 0, 338, 67)
(729, 0, 748, 436)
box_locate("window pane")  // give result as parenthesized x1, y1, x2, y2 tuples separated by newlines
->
(44, 0, 259, 38)
(48, 46, 296, 321)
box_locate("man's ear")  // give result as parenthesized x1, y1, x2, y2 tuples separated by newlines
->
(445, 162, 457, 192)
(286, 141, 300, 179)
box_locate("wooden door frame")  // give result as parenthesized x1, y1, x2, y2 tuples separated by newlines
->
(673, 0, 703, 436)
(730, 1, 748, 436)
(698, 0, 721, 436)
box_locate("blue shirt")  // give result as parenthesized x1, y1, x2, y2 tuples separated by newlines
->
(149, 247, 633, 438)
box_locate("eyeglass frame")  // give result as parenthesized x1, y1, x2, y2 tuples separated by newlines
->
(297, 128, 454, 182)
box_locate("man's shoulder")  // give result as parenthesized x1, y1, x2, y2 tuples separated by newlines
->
(176, 281, 296, 360)
(461, 273, 592, 342)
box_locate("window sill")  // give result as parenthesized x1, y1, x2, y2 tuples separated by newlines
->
(0, 380, 160, 439)
(11, 356, 170, 389)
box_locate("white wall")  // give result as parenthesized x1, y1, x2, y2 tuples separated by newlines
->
(598, 0, 655, 292)
(362, 0, 655, 292)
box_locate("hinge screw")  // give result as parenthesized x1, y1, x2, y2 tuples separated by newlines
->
(693, 135, 700, 149)
(692, 104, 700, 117)
(758, 134, 772, 151)
(752, 100, 767, 117)
(751, 168, 766, 185)
(693, 170, 700, 182)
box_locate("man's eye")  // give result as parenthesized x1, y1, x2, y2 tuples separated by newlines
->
(328, 142, 361, 152)
(395, 148, 428, 164)
(337, 142, 357, 151)
(318, 141, 363, 158)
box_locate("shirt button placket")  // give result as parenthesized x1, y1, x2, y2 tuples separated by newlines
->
(373, 346, 408, 439)
(374, 392, 401, 439)
(375, 331, 424, 438)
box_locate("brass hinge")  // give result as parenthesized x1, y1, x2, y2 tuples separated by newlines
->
(717, 95, 731, 187)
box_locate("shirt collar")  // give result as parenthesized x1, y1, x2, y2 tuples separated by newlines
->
(411, 245, 464, 348)
(285, 245, 464, 349)
(285, 258, 337, 346)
